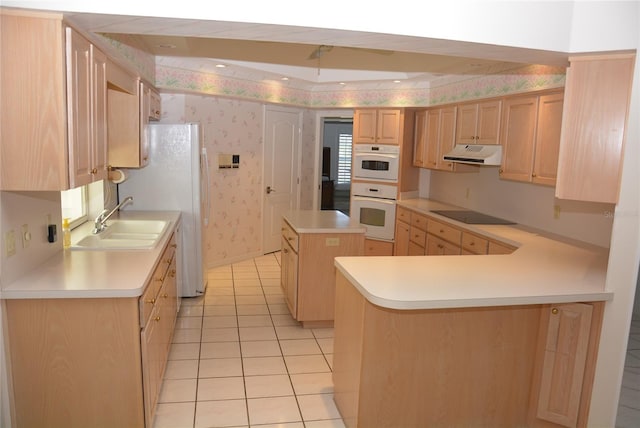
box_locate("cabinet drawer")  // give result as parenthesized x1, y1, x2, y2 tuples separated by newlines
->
(409, 228, 426, 247)
(281, 220, 299, 252)
(139, 233, 176, 327)
(461, 232, 488, 254)
(410, 212, 428, 231)
(427, 235, 461, 256)
(427, 218, 462, 245)
(396, 206, 412, 224)
(365, 238, 394, 256)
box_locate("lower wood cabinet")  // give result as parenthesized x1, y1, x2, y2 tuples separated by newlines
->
(4, 232, 179, 428)
(364, 238, 393, 256)
(281, 219, 364, 326)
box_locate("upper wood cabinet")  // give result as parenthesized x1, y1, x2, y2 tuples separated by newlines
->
(414, 106, 464, 172)
(456, 100, 502, 145)
(555, 53, 635, 204)
(499, 91, 564, 186)
(353, 109, 401, 145)
(0, 11, 107, 190)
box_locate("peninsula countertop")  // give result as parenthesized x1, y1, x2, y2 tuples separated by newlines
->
(283, 209, 366, 234)
(0, 211, 181, 299)
(335, 198, 612, 310)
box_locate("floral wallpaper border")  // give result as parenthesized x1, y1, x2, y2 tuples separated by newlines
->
(155, 63, 565, 108)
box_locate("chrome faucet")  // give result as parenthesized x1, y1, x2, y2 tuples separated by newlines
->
(92, 196, 134, 234)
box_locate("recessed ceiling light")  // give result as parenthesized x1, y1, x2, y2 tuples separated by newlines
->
(215, 64, 226, 68)
(393, 80, 401, 83)
(339, 82, 346, 85)
(281, 77, 289, 81)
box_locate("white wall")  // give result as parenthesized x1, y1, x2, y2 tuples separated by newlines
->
(427, 168, 614, 248)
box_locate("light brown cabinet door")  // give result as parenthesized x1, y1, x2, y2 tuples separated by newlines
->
(499, 95, 538, 182)
(394, 220, 410, 256)
(376, 109, 401, 145)
(413, 110, 427, 167)
(556, 54, 635, 203)
(91, 45, 108, 181)
(139, 81, 152, 167)
(436, 106, 457, 171)
(364, 238, 394, 256)
(353, 109, 377, 144)
(426, 235, 460, 255)
(456, 100, 502, 146)
(424, 109, 441, 168)
(281, 237, 298, 317)
(537, 303, 593, 428)
(532, 92, 564, 186)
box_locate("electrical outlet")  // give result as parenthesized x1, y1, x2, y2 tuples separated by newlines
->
(5, 229, 16, 257)
(465, 188, 470, 199)
(554, 205, 561, 219)
(325, 237, 340, 247)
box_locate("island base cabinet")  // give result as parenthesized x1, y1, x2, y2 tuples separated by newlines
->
(332, 271, 541, 428)
(4, 298, 145, 428)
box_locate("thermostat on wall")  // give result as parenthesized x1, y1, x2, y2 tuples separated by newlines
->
(218, 153, 240, 169)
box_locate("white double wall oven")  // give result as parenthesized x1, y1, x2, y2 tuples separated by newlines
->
(351, 144, 399, 241)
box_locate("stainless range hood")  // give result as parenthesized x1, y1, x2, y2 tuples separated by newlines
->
(443, 144, 503, 166)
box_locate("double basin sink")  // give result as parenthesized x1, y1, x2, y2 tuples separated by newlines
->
(71, 220, 169, 250)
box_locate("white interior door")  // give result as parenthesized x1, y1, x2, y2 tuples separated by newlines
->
(263, 106, 301, 253)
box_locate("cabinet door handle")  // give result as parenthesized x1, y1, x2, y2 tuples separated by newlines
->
(145, 298, 156, 304)
(91, 168, 98, 174)
(155, 316, 161, 322)
(551, 308, 559, 315)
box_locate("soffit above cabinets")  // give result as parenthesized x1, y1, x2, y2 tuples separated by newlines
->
(63, 12, 570, 86)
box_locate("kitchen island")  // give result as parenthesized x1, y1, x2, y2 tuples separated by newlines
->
(1, 210, 181, 428)
(281, 209, 365, 327)
(332, 199, 611, 428)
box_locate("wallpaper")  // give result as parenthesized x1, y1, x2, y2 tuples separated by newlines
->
(161, 94, 315, 267)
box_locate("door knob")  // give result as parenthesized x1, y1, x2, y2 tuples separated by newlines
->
(266, 186, 275, 194)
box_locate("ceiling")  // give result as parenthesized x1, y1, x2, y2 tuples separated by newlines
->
(64, 12, 570, 85)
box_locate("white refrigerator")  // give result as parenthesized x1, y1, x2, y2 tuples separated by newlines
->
(119, 123, 209, 297)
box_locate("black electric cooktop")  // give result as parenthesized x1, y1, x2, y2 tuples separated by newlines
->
(430, 210, 516, 225)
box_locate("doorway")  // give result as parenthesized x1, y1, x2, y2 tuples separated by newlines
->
(320, 118, 353, 215)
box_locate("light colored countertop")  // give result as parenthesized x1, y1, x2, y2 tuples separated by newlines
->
(284, 209, 366, 234)
(1, 211, 181, 299)
(335, 198, 612, 310)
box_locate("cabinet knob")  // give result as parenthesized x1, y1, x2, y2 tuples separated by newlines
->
(166, 259, 171, 264)
(91, 168, 98, 174)
(171, 244, 177, 248)
(155, 316, 161, 322)
(154, 277, 162, 282)
(163, 293, 169, 298)
(551, 308, 559, 315)
(532, 173, 537, 178)
(499, 169, 503, 174)
(283, 248, 289, 254)
(439, 229, 444, 233)
(145, 298, 156, 304)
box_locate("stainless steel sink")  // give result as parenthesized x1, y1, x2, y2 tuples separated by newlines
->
(71, 220, 169, 250)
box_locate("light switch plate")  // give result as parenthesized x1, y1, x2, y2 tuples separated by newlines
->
(5, 229, 16, 257)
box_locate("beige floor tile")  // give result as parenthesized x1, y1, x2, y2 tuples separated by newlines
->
(262, 286, 284, 295)
(284, 355, 331, 374)
(179, 305, 204, 317)
(297, 394, 342, 421)
(265, 295, 286, 305)
(233, 278, 262, 287)
(312, 328, 335, 339)
(316, 338, 334, 354)
(172, 328, 202, 344)
(244, 374, 294, 398)
(268, 303, 292, 315)
(207, 287, 235, 296)
(239, 326, 277, 341)
(202, 315, 238, 329)
(290, 372, 334, 395)
(204, 305, 236, 316)
(258, 271, 280, 279)
(234, 286, 264, 296)
(164, 359, 199, 380)
(279, 339, 322, 356)
(198, 376, 245, 400)
(233, 272, 260, 279)
(237, 315, 274, 328)
(236, 295, 267, 305)
(208, 279, 233, 287)
(168, 343, 201, 360)
(243, 356, 287, 376)
(153, 402, 195, 428)
(276, 326, 315, 340)
(236, 304, 270, 315)
(252, 423, 303, 428)
(199, 357, 243, 378)
(158, 378, 197, 403)
(240, 340, 282, 358)
(247, 396, 301, 425)
(271, 314, 300, 327)
(195, 399, 248, 428)
(201, 327, 239, 342)
(205, 295, 236, 306)
(200, 342, 241, 359)
(260, 278, 281, 286)
(304, 419, 346, 428)
(175, 316, 203, 329)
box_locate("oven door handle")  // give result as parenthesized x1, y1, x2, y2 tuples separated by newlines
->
(352, 195, 396, 204)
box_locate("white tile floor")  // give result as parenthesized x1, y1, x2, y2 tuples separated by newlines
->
(616, 316, 640, 427)
(153, 252, 345, 428)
